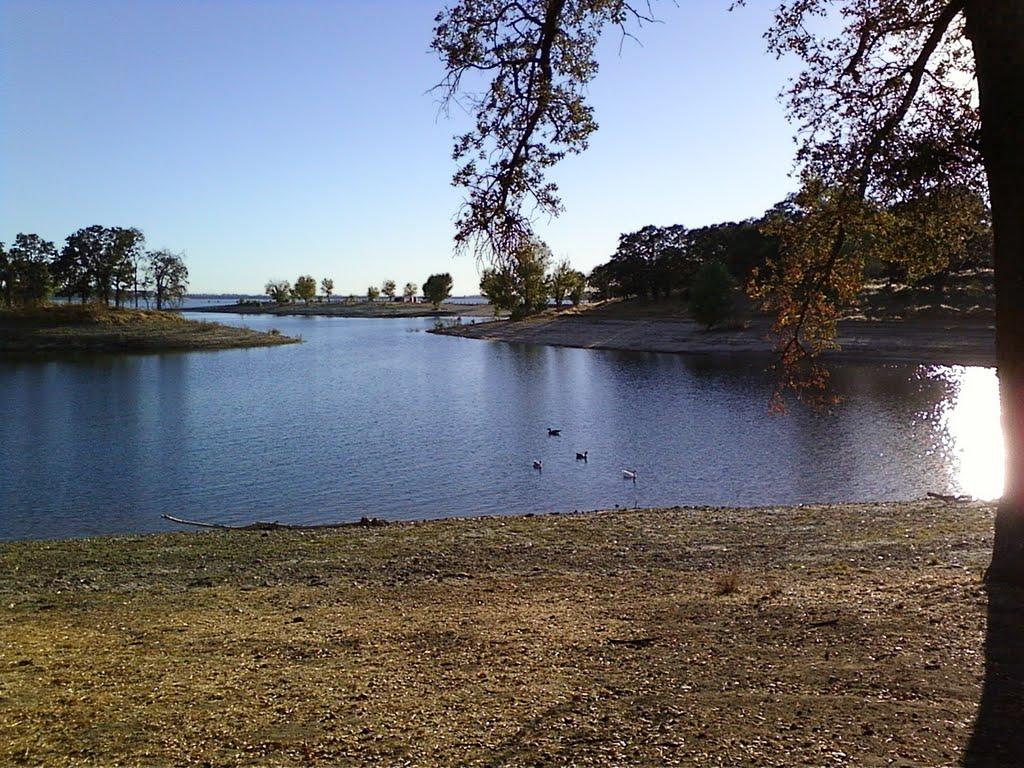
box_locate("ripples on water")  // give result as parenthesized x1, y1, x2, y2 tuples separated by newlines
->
(0, 313, 1003, 540)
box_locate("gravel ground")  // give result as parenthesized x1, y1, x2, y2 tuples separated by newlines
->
(1, 501, 1020, 766)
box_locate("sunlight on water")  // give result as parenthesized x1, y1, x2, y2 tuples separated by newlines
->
(936, 366, 1004, 500)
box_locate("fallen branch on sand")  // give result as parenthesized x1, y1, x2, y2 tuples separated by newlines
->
(161, 514, 388, 531)
(926, 492, 973, 503)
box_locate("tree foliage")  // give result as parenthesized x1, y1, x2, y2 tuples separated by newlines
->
(146, 250, 189, 310)
(367, 285, 381, 301)
(293, 275, 317, 305)
(265, 280, 292, 304)
(382, 279, 397, 299)
(433, 0, 651, 264)
(423, 272, 454, 308)
(480, 238, 552, 318)
(744, 0, 988, 404)
(1, 230, 159, 309)
(548, 260, 585, 306)
(321, 278, 334, 302)
(689, 260, 736, 330)
(3, 234, 56, 307)
(588, 216, 780, 301)
(52, 225, 145, 306)
(403, 282, 418, 300)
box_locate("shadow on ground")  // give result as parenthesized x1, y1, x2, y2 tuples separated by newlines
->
(963, 583, 1024, 766)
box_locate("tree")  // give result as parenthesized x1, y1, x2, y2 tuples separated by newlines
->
(689, 260, 736, 330)
(548, 260, 573, 307)
(6, 233, 57, 306)
(146, 250, 188, 310)
(403, 282, 418, 301)
(432, 1, 650, 265)
(567, 270, 587, 306)
(479, 239, 551, 319)
(265, 280, 291, 305)
(57, 226, 105, 303)
(0, 242, 8, 306)
(587, 263, 614, 301)
(54, 225, 140, 305)
(755, 0, 1023, 584)
(367, 285, 381, 302)
(480, 265, 518, 315)
(321, 277, 334, 303)
(435, 0, 1024, 584)
(423, 272, 454, 308)
(293, 275, 317, 305)
(382, 279, 397, 300)
(109, 227, 145, 308)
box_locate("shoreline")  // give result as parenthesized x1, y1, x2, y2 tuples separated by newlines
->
(181, 301, 497, 319)
(0, 305, 299, 358)
(2, 499, 1018, 766)
(431, 311, 997, 367)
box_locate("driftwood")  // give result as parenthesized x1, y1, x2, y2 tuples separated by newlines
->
(161, 514, 388, 531)
(926, 492, 973, 503)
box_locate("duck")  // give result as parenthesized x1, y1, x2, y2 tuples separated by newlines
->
(576, 451, 588, 461)
(533, 460, 543, 470)
(547, 428, 561, 436)
(622, 469, 637, 481)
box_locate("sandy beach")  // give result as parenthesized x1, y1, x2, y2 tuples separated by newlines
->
(432, 308, 996, 367)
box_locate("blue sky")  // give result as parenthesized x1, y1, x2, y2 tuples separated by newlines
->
(1, 1, 798, 295)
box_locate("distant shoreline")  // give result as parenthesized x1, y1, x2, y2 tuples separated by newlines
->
(178, 301, 498, 319)
(430, 306, 996, 367)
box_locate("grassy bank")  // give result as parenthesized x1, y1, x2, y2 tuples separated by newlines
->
(2, 501, 1019, 766)
(0, 305, 299, 357)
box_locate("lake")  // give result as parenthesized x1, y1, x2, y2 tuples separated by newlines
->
(0, 313, 1003, 540)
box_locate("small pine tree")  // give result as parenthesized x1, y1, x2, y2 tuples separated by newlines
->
(688, 260, 735, 330)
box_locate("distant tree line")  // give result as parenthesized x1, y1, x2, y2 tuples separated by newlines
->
(264, 273, 456, 308)
(0, 227, 188, 310)
(587, 191, 992, 304)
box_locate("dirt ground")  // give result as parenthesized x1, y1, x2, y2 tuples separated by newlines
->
(2, 501, 1020, 766)
(433, 302, 995, 367)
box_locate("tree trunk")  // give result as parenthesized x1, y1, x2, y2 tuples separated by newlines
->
(966, 1, 1024, 585)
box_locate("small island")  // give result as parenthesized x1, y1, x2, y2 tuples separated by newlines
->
(0, 304, 299, 358)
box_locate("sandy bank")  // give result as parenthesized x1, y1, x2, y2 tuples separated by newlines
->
(433, 311, 996, 366)
(2, 500, 1018, 766)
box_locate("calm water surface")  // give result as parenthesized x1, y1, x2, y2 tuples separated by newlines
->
(0, 313, 1003, 540)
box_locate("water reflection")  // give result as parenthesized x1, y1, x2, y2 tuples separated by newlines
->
(924, 366, 1004, 499)
(0, 314, 1005, 540)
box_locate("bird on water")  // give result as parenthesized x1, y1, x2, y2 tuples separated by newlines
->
(548, 428, 561, 436)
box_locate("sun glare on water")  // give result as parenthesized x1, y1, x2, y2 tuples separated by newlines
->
(936, 366, 1004, 500)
